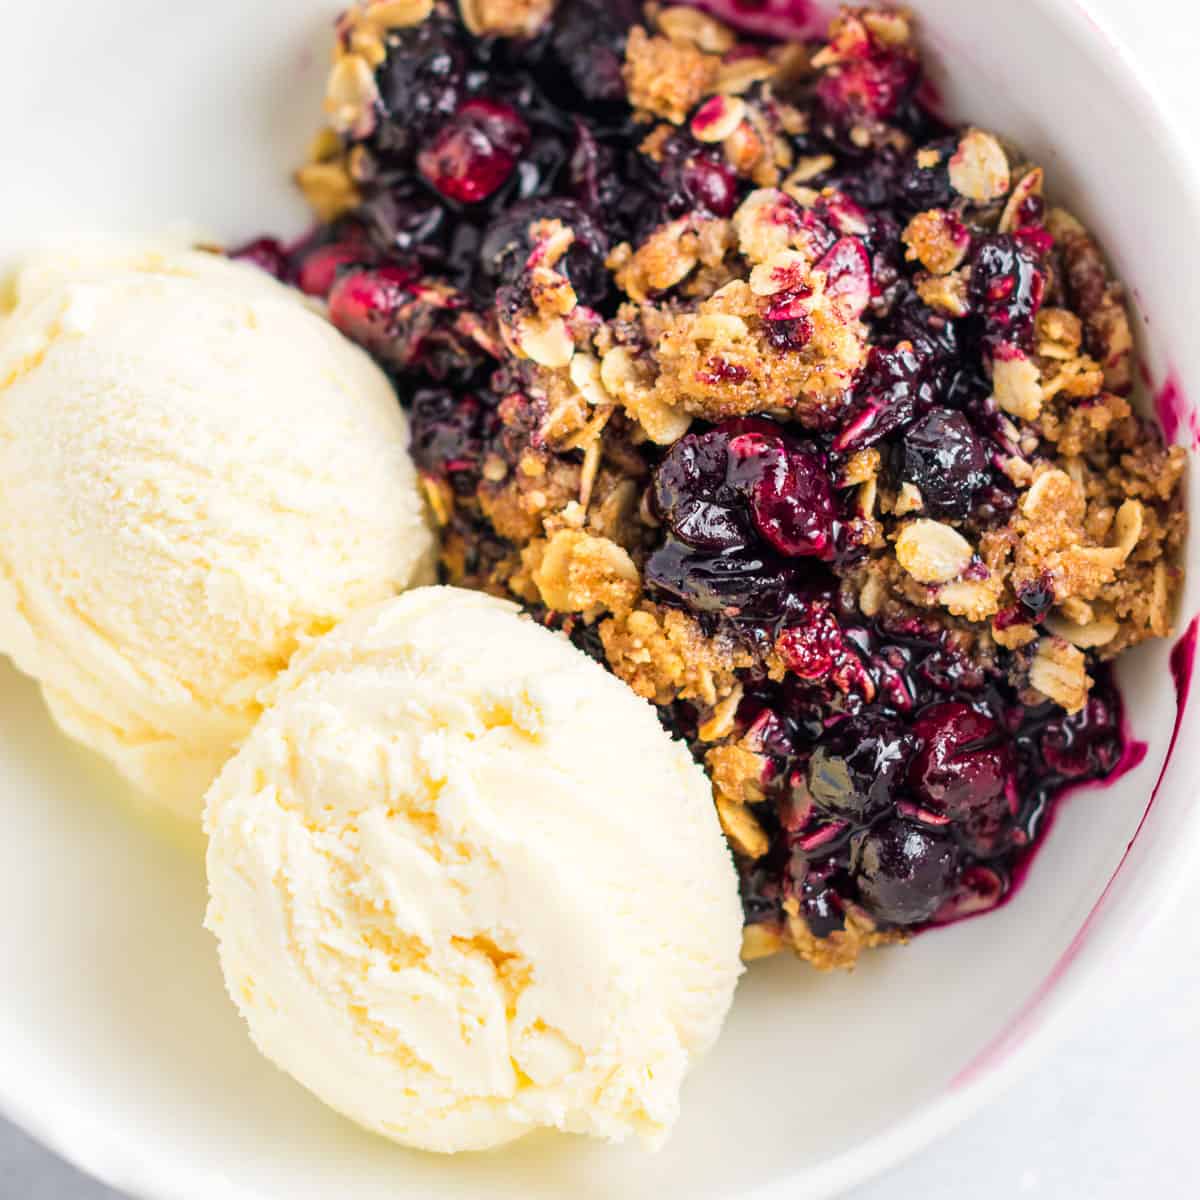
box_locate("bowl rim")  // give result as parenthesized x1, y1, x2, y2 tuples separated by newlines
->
(3, 2, 1200, 1199)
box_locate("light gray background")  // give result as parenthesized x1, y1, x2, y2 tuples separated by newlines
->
(4, 1, 1199, 1197)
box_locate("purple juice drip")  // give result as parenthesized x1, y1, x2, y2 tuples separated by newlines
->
(685, 0, 826, 39)
(1155, 372, 1200, 449)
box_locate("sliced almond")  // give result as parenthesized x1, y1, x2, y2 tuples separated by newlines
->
(998, 166, 1044, 233)
(1044, 612, 1120, 648)
(691, 94, 747, 143)
(948, 129, 1011, 203)
(895, 520, 974, 585)
(992, 347, 1043, 421)
(716, 795, 771, 858)
(1029, 637, 1091, 713)
(658, 5, 736, 52)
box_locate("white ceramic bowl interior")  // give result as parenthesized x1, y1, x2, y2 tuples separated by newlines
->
(0, 2, 1197, 1198)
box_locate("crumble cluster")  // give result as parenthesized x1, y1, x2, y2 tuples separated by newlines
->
(282, 0, 1187, 970)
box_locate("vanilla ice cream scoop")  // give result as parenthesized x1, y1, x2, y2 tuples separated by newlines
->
(0, 242, 433, 819)
(204, 588, 743, 1153)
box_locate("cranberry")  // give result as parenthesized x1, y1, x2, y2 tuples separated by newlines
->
(327, 265, 418, 354)
(898, 408, 991, 518)
(852, 819, 960, 926)
(815, 237, 872, 321)
(297, 241, 367, 297)
(744, 438, 835, 559)
(816, 45, 919, 130)
(229, 237, 288, 280)
(808, 715, 917, 819)
(681, 155, 740, 218)
(909, 702, 1016, 822)
(653, 420, 834, 559)
(418, 99, 530, 204)
(778, 602, 846, 681)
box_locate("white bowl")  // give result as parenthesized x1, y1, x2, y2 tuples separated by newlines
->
(0, 2, 1197, 1198)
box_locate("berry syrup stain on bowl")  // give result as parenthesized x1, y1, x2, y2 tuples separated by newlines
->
(954, 613, 1197, 1088)
(1155, 372, 1200, 450)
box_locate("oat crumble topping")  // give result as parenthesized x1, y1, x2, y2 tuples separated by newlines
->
(262, 0, 1187, 970)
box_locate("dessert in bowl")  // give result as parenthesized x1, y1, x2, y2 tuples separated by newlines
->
(0, 0, 1196, 1198)
(253, 0, 1184, 971)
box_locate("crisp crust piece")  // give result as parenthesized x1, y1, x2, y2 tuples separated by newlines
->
(623, 25, 721, 124)
(600, 602, 752, 707)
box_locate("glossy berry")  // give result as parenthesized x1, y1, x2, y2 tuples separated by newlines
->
(653, 419, 835, 562)
(968, 234, 1046, 350)
(852, 819, 960, 925)
(418, 99, 530, 204)
(644, 537, 801, 620)
(374, 14, 466, 151)
(898, 408, 991, 518)
(909, 702, 1015, 821)
(327, 265, 417, 355)
(477, 197, 609, 303)
(742, 437, 835, 560)
(808, 715, 917, 819)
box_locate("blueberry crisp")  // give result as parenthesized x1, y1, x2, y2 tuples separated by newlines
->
(246, 0, 1186, 968)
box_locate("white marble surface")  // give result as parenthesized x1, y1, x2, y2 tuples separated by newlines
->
(4, 1, 1200, 1197)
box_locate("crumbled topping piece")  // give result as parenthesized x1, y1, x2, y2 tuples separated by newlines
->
(916, 268, 969, 316)
(458, 0, 552, 37)
(599, 344, 693, 444)
(741, 923, 784, 961)
(656, 5, 736, 53)
(601, 603, 750, 707)
(948, 129, 1011, 202)
(999, 167, 1044, 233)
(783, 899, 902, 971)
(528, 529, 639, 617)
(707, 741, 768, 806)
(1047, 207, 1135, 393)
(1028, 636, 1092, 713)
(902, 209, 970, 275)
(623, 25, 720, 124)
(895, 520, 974, 584)
(992, 344, 1043, 421)
(645, 277, 867, 422)
(1035, 307, 1084, 360)
(716, 795, 770, 858)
